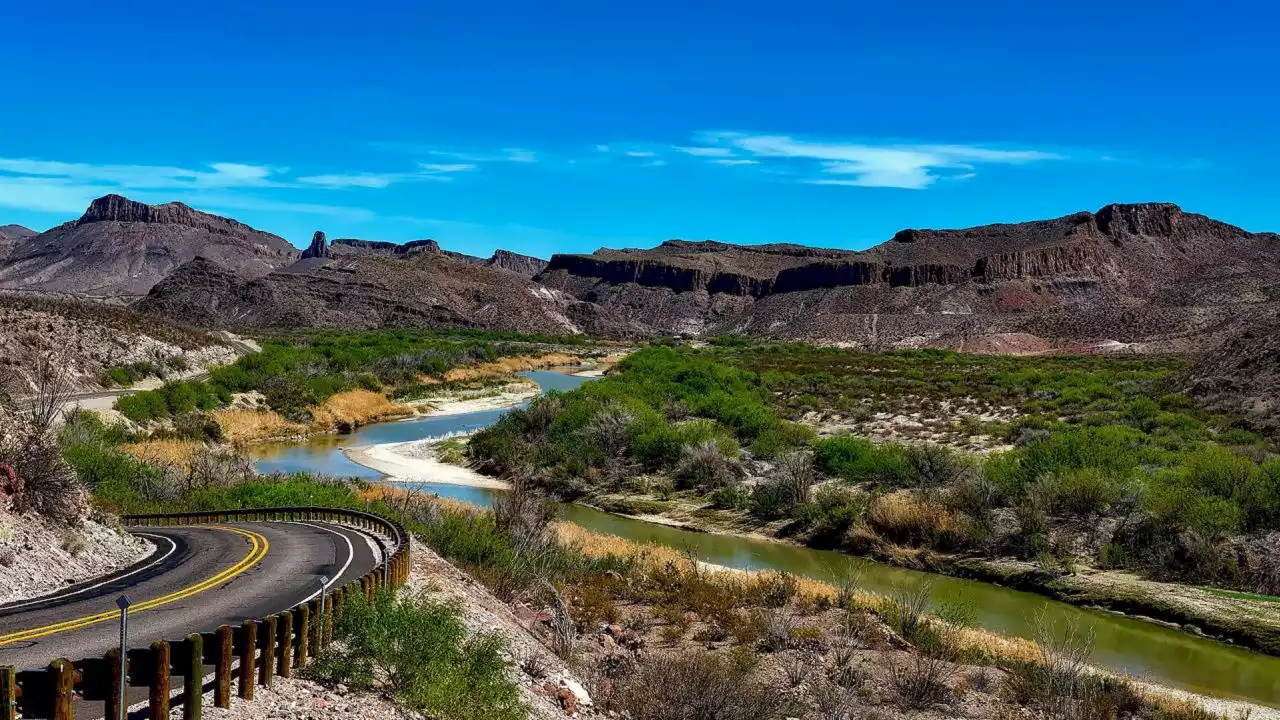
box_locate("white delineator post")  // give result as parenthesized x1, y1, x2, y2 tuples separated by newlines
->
(116, 594, 131, 720)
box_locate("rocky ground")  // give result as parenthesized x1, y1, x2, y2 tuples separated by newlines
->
(0, 507, 152, 604)
(0, 293, 235, 394)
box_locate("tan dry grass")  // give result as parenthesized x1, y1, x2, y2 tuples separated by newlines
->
(121, 439, 203, 469)
(867, 491, 963, 540)
(213, 409, 308, 444)
(441, 352, 582, 382)
(310, 390, 411, 432)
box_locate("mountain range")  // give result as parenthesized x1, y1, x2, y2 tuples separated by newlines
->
(4, 195, 1279, 359)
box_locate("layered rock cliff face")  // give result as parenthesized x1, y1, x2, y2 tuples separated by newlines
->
(0, 195, 298, 297)
(538, 203, 1280, 351)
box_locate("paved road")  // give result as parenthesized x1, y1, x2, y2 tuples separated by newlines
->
(0, 521, 381, 671)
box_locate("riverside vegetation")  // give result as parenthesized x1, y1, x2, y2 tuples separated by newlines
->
(467, 343, 1280, 650)
(111, 329, 599, 441)
(45, 406, 1250, 719)
(4, 341, 1262, 719)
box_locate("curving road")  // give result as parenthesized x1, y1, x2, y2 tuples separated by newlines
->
(0, 521, 382, 671)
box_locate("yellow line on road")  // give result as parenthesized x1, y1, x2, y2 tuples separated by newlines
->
(0, 526, 269, 646)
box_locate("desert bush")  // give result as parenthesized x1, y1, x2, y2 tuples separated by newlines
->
(307, 587, 524, 720)
(883, 583, 932, 644)
(615, 650, 792, 720)
(751, 451, 818, 517)
(708, 484, 750, 509)
(1027, 468, 1124, 520)
(889, 650, 955, 710)
(813, 436, 913, 485)
(904, 444, 973, 493)
(674, 440, 741, 490)
(797, 485, 872, 542)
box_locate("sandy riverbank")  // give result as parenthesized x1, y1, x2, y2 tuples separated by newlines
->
(403, 381, 541, 417)
(343, 440, 510, 490)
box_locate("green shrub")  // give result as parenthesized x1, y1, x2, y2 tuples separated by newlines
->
(308, 588, 525, 720)
(797, 485, 871, 542)
(813, 436, 912, 486)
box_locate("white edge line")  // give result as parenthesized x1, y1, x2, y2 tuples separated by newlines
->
(289, 522, 357, 604)
(1, 533, 178, 612)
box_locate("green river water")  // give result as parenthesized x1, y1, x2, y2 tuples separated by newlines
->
(248, 370, 1280, 707)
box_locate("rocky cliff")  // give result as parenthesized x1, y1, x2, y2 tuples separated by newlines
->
(538, 203, 1280, 351)
(0, 195, 298, 297)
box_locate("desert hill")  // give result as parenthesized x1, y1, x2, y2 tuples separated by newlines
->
(0, 195, 298, 298)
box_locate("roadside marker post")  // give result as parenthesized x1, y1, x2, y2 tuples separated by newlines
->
(318, 575, 330, 651)
(115, 595, 131, 720)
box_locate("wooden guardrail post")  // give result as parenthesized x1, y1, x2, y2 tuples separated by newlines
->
(104, 648, 126, 720)
(309, 598, 323, 653)
(333, 586, 346, 628)
(297, 604, 310, 668)
(260, 616, 276, 687)
(50, 659, 73, 720)
(215, 624, 233, 708)
(239, 620, 256, 700)
(150, 640, 170, 719)
(0, 666, 16, 720)
(184, 633, 203, 720)
(278, 612, 293, 678)
(323, 594, 334, 647)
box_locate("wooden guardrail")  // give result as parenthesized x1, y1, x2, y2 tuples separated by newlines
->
(0, 507, 410, 720)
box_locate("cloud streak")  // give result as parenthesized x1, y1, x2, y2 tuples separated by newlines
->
(682, 132, 1063, 189)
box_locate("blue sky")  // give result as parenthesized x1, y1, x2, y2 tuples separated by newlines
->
(3, 1, 1276, 258)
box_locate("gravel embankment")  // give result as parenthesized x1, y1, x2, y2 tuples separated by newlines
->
(0, 509, 152, 605)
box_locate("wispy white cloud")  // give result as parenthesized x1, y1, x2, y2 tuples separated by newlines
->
(624, 150, 657, 158)
(0, 157, 285, 189)
(673, 146, 735, 158)
(684, 132, 1063, 189)
(297, 173, 400, 189)
(709, 158, 760, 166)
(419, 163, 477, 174)
(371, 142, 537, 165)
(0, 155, 377, 218)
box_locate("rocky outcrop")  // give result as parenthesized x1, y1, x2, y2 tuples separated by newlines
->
(331, 238, 442, 256)
(971, 242, 1106, 281)
(487, 249, 549, 276)
(301, 231, 329, 260)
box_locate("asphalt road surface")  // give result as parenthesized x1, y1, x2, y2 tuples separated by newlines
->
(0, 521, 382, 671)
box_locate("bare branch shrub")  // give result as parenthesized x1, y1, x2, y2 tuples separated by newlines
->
(674, 440, 740, 490)
(889, 649, 955, 709)
(616, 650, 792, 720)
(541, 580, 577, 661)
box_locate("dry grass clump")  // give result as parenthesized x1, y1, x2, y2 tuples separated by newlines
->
(212, 409, 308, 443)
(867, 491, 972, 550)
(121, 439, 203, 469)
(441, 352, 581, 382)
(311, 390, 411, 432)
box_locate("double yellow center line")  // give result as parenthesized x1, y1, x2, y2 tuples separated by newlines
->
(0, 526, 269, 647)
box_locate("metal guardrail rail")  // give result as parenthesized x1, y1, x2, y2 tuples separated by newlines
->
(0, 506, 410, 720)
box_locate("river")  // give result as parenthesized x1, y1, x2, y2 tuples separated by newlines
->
(247, 370, 1280, 708)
